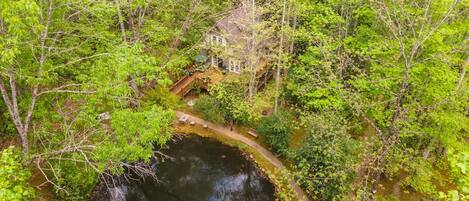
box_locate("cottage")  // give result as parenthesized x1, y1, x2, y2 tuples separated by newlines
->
(202, 2, 271, 75)
(170, 2, 273, 97)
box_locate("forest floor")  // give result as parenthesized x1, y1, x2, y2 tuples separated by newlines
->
(174, 110, 309, 201)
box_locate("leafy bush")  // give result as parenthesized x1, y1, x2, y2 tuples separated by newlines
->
(210, 81, 258, 125)
(195, 80, 258, 126)
(445, 149, 469, 200)
(256, 111, 293, 155)
(290, 113, 359, 200)
(142, 86, 181, 109)
(0, 146, 35, 201)
(402, 158, 438, 195)
(52, 161, 98, 200)
(193, 95, 226, 124)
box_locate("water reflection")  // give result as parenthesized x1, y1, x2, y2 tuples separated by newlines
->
(92, 135, 275, 201)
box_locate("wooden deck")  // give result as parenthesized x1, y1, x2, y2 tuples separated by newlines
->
(169, 73, 199, 96)
(169, 67, 225, 96)
(170, 63, 272, 97)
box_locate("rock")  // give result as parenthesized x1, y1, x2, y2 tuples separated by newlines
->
(97, 112, 111, 121)
(203, 124, 208, 129)
(190, 121, 195, 125)
(179, 115, 188, 123)
(187, 100, 194, 107)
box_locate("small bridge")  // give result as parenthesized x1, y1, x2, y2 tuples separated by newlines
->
(169, 73, 200, 96)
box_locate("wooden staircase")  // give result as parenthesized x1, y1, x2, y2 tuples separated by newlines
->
(169, 73, 200, 96)
(170, 68, 273, 97)
(256, 70, 273, 90)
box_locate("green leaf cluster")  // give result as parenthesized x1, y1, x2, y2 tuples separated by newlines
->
(0, 147, 34, 201)
(256, 111, 293, 155)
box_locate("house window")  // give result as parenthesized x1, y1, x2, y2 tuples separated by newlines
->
(207, 34, 226, 46)
(211, 56, 218, 66)
(228, 59, 241, 73)
(212, 35, 217, 45)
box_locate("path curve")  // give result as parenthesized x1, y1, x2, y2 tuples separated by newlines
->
(175, 111, 309, 201)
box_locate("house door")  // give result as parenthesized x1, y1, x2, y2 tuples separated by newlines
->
(217, 58, 223, 69)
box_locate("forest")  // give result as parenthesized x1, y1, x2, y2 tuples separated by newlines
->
(0, 0, 467, 200)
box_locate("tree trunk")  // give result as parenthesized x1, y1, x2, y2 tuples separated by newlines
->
(115, 0, 127, 43)
(274, 0, 287, 113)
(285, 4, 297, 78)
(135, 6, 144, 42)
(0, 73, 29, 155)
(127, 0, 137, 43)
(247, 0, 257, 101)
(168, 0, 197, 52)
(455, 53, 468, 91)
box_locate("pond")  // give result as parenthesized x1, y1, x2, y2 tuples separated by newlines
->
(91, 135, 276, 201)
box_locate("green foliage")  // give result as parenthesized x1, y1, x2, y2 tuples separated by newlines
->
(0, 102, 14, 137)
(439, 190, 466, 201)
(209, 79, 258, 125)
(285, 0, 349, 113)
(402, 159, 439, 195)
(445, 148, 469, 200)
(0, 0, 239, 198)
(193, 95, 226, 124)
(51, 161, 98, 200)
(285, 78, 346, 112)
(377, 195, 399, 201)
(0, 0, 40, 66)
(195, 78, 259, 125)
(0, 0, 251, 199)
(0, 0, 468, 199)
(99, 106, 174, 165)
(290, 113, 359, 200)
(0, 147, 34, 201)
(271, 169, 298, 201)
(256, 111, 293, 155)
(286, 0, 468, 198)
(142, 86, 182, 109)
(31, 103, 174, 200)
(89, 44, 171, 101)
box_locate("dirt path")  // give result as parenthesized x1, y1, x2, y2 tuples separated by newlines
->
(175, 111, 309, 201)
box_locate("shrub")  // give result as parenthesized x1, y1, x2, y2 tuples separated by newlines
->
(142, 86, 181, 109)
(51, 160, 98, 200)
(290, 113, 359, 200)
(0, 146, 35, 200)
(193, 95, 226, 124)
(210, 81, 258, 125)
(256, 111, 293, 155)
(195, 80, 258, 126)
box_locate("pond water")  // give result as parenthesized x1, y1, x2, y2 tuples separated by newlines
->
(91, 135, 276, 201)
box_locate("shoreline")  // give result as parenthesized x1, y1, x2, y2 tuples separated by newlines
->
(173, 111, 309, 201)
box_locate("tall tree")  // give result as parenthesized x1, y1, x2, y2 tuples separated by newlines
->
(285, 0, 468, 199)
(1, 0, 232, 198)
(273, 0, 288, 113)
